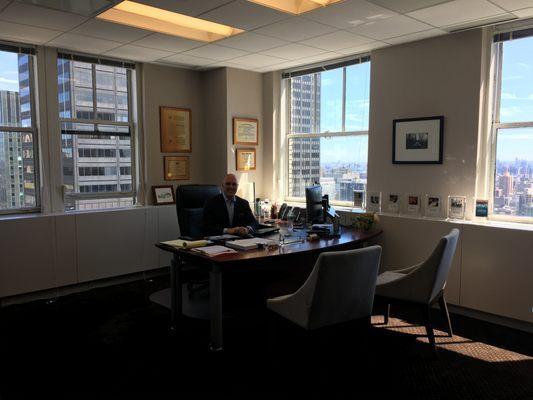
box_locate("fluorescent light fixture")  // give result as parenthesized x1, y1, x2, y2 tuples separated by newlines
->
(97, 1, 244, 42)
(248, 0, 343, 15)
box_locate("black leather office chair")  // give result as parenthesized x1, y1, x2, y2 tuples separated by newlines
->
(176, 184, 221, 297)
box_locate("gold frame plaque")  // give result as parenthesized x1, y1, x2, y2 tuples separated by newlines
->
(235, 148, 256, 171)
(164, 156, 189, 180)
(233, 117, 258, 145)
(160, 107, 192, 153)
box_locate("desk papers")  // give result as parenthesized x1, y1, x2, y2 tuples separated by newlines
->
(162, 239, 210, 249)
(191, 245, 237, 257)
(225, 238, 275, 250)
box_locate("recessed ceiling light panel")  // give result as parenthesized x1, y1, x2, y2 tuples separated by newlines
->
(248, 0, 343, 15)
(97, 1, 244, 42)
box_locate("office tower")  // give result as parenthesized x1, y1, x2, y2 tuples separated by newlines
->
(58, 59, 132, 210)
(500, 170, 514, 197)
(288, 74, 321, 197)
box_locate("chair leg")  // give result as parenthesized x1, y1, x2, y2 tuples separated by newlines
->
(384, 303, 390, 325)
(438, 294, 453, 337)
(422, 305, 437, 355)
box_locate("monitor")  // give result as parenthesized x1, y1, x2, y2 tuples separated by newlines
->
(305, 185, 323, 224)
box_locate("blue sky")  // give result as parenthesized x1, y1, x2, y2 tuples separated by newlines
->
(0, 51, 20, 92)
(498, 36, 533, 161)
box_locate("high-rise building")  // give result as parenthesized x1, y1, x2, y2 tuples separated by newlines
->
(288, 74, 321, 197)
(500, 170, 514, 197)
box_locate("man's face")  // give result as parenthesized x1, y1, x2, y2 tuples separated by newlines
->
(222, 176, 238, 198)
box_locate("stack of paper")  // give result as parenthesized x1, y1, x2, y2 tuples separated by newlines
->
(191, 245, 237, 257)
(161, 239, 210, 249)
(225, 238, 275, 251)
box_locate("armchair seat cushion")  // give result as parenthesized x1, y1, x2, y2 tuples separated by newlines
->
(376, 271, 406, 286)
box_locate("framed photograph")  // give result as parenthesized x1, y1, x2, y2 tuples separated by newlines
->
(152, 185, 175, 205)
(475, 198, 489, 218)
(406, 194, 421, 215)
(425, 194, 442, 218)
(393, 116, 444, 164)
(160, 107, 192, 153)
(233, 117, 259, 145)
(353, 190, 365, 209)
(448, 195, 466, 220)
(164, 156, 189, 180)
(387, 193, 400, 214)
(367, 191, 381, 213)
(236, 148, 256, 171)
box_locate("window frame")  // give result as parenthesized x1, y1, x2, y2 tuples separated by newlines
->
(0, 50, 41, 215)
(489, 38, 533, 223)
(58, 58, 137, 206)
(284, 61, 370, 207)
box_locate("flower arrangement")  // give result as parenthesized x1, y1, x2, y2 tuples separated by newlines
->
(354, 212, 379, 231)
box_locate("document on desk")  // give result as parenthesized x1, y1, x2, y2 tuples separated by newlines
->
(161, 239, 211, 249)
(191, 245, 237, 257)
(225, 238, 275, 251)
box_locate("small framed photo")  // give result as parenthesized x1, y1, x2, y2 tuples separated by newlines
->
(393, 116, 444, 164)
(233, 117, 259, 145)
(448, 195, 466, 220)
(475, 198, 489, 218)
(160, 107, 192, 153)
(353, 190, 365, 209)
(152, 185, 175, 205)
(236, 148, 256, 171)
(164, 156, 189, 180)
(425, 195, 442, 218)
(367, 191, 381, 213)
(406, 194, 421, 215)
(387, 193, 400, 214)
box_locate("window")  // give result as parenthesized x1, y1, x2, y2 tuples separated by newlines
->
(58, 54, 135, 211)
(0, 46, 39, 214)
(491, 31, 533, 220)
(284, 57, 370, 204)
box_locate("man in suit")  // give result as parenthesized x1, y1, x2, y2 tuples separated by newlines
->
(203, 173, 258, 237)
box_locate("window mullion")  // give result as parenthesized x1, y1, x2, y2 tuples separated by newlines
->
(342, 66, 346, 132)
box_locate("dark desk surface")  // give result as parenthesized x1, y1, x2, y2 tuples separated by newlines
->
(156, 228, 382, 266)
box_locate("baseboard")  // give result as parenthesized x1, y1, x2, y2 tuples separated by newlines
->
(447, 304, 533, 334)
(0, 267, 170, 308)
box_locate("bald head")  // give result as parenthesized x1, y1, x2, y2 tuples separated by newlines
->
(222, 174, 238, 198)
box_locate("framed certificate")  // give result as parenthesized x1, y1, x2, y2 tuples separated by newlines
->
(236, 148, 256, 171)
(160, 107, 192, 153)
(233, 117, 258, 145)
(164, 156, 189, 180)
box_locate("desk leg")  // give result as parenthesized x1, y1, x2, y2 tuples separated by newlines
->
(170, 254, 182, 330)
(209, 265, 223, 352)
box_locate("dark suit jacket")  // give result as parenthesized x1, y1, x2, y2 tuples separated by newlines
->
(202, 193, 258, 236)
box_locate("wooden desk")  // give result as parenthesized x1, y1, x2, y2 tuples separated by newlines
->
(156, 228, 382, 351)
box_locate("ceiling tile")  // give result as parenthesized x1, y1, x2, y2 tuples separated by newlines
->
(512, 7, 533, 17)
(292, 51, 343, 65)
(490, 0, 533, 11)
(254, 17, 337, 42)
(300, 30, 375, 51)
(182, 44, 248, 60)
(134, 0, 233, 17)
(347, 14, 433, 40)
(104, 44, 174, 62)
(216, 32, 287, 52)
(383, 28, 447, 44)
(131, 33, 204, 52)
(160, 53, 216, 66)
(0, 2, 87, 31)
(335, 41, 388, 55)
(46, 33, 122, 54)
(260, 43, 326, 60)
(406, 0, 505, 27)
(71, 19, 152, 43)
(303, 0, 396, 29)
(0, 20, 61, 44)
(199, 0, 289, 30)
(203, 61, 250, 69)
(366, 0, 454, 13)
(227, 53, 286, 67)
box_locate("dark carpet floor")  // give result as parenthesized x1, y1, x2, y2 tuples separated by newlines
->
(0, 275, 532, 399)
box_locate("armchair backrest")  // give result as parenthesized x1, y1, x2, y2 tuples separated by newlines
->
(302, 246, 382, 330)
(429, 228, 460, 302)
(176, 184, 220, 239)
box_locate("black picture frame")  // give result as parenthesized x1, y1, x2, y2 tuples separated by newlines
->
(392, 116, 444, 164)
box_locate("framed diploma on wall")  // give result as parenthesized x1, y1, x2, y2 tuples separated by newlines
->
(233, 117, 258, 145)
(160, 107, 192, 153)
(164, 156, 189, 180)
(236, 148, 256, 171)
